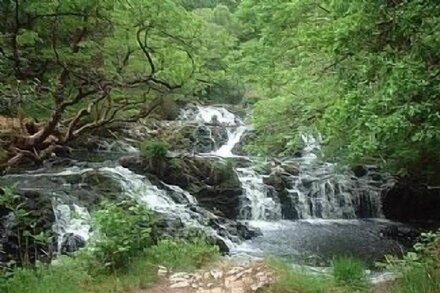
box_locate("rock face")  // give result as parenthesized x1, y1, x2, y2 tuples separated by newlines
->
(120, 155, 242, 219)
(382, 177, 440, 222)
(262, 162, 300, 219)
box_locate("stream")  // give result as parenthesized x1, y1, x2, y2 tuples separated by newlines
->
(0, 105, 417, 268)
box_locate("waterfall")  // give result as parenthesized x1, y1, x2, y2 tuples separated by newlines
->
(283, 135, 383, 219)
(0, 104, 412, 267)
(214, 126, 247, 157)
(236, 167, 281, 220)
(52, 203, 91, 253)
(181, 106, 385, 221)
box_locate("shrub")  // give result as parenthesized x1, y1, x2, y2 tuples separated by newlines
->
(86, 201, 155, 273)
(139, 140, 169, 161)
(0, 186, 54, 267)
(147, 238, 219, 271)
(331, 256, 367, 288)
(385, 231, 440, 293)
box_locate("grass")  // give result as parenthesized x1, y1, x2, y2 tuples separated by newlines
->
(0, 257, 89, 293)
(264, 259, 336, 293)
(392, 265, 440, 293)
(147, 238, 220, 271)
(82, 255, 158, 293)
(0, 238, 219, 293)
(264, 257, 370, 293)
(331, 256, 367, 288)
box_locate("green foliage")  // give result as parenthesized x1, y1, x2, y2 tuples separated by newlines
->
(0, 254, 157, 293)
(147, 238, 219, 271)
(85, 201, 155, 273)
(139, 140, 170, 161)
(385, 231, 440, 293)
(236, 0, 440, 177)
(181, 0, 239, 11)
(0, 237, 218, 293)
(331, 256, 367, 288)
(0, 256, 88, 293)
(0, 0, 238, 162)
(0, 186, 54, 268)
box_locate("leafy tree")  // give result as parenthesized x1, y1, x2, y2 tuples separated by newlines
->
(0, 0, 233, 166)
(236, 0, 440, 179)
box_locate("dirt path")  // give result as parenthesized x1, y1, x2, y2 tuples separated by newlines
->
(132, 260, 397, 293)
(132, 260, 274, 293)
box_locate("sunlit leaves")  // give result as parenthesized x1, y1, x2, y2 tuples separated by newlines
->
(236, 0, 440, 175)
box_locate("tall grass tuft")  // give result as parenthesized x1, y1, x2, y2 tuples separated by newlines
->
(331, 256, 367, 288)
(264, 259, 335, 293)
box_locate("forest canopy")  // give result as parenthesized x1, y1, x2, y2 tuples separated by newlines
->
(0, 0, 439, 181)
(235, 0, 439, 178)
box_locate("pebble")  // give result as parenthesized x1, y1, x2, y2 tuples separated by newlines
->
(210, 269, 223, 280)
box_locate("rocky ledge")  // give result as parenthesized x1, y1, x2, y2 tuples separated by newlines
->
(120, 155, 242, 219)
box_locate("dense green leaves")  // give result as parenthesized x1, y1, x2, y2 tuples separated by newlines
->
(236, 0, 440, 177)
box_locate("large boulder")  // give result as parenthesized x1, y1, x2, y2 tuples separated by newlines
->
(262, 163, 300, 219)
(120, 155, 243, 219)
(382, 178, 440, 222)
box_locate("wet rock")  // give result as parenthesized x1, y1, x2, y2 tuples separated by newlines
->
(120, 155, 243, 219)
(236, 222, 262, 240)
(263, 168, 290, 191)
(380, 224, 420, 246)
(353, 165, 368, 177)
(193, 125, 228, 153)
(60, 233, 86, 253)
(382, 177, 440, 222)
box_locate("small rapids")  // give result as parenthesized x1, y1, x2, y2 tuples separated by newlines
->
(179, 105, 410, 266)
(0, 104, 415, 268)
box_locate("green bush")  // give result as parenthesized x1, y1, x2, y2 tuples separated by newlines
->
(147, 238, 219, 271)
(331, 256, 367, 288)
(86, 201, 155, 273)
(0, 186, 54, 267)
(139, 140, 169, 161)
(385, 231, 440, 293)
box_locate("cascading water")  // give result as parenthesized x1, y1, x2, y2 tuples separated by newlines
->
(281, 135, 384, 219)
(52, 202, 91, 253)
(0, 104, 414, 268)
(180, 105, 410, 265)
(214, 126, 247, 157)
(236, 167, 281, 220)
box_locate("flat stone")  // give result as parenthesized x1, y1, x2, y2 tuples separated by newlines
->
(170, 277, 188, 284)
(210, 269, 223, 280)
(227, 267, 243, 276)
(242, 276, 253, 285)
(170, 280, 190, 288)
(250, 282, 265, 291)
(242, 268, 253, 275)
(157, 268, 168, 277)
(170, 272, 190, 280)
